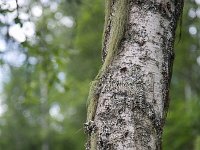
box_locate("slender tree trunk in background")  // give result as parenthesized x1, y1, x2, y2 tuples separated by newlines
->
(85, 0, 184, 149)
(40, 72, 49, 150)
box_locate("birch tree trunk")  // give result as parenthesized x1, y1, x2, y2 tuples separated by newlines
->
(85, 0, 184, 149)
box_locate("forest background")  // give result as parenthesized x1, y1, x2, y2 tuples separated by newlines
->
(0, 0, 200, 149)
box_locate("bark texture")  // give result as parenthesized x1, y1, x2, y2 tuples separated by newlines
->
(85, 0, 184, 149)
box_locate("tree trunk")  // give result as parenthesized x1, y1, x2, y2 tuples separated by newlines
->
(85, 0, 184, 149)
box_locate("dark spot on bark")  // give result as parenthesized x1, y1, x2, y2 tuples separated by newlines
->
(99, 140, 104, 147)
(105, 105, 111, 112)
(167, 2, 171, 11)
(94, 93, 100, 99)
(106, 132, 110, 137)
(118, 108, 123, 114)
(156, 32, 161, 35)
(121, 37, 126, 42)
(117, 118, 124, 125)
(120, 67, 127, 73)
(124, 131, 129, 137)
(139, 40, 146, 46)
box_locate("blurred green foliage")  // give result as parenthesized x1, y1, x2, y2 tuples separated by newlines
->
(0, 0, 200, 150)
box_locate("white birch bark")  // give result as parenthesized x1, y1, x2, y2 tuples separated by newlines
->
(85, 0, 184, 149)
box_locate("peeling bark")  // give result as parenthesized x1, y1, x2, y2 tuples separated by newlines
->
(85, 0, 184, 149)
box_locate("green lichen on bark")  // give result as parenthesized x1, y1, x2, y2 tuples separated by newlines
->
(102, 0, 128, 71)
(86, 80, 100, 122)
(85, 0, 129, 149)
(86, 0, 128, 122)
(101, 0, 112, 61)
